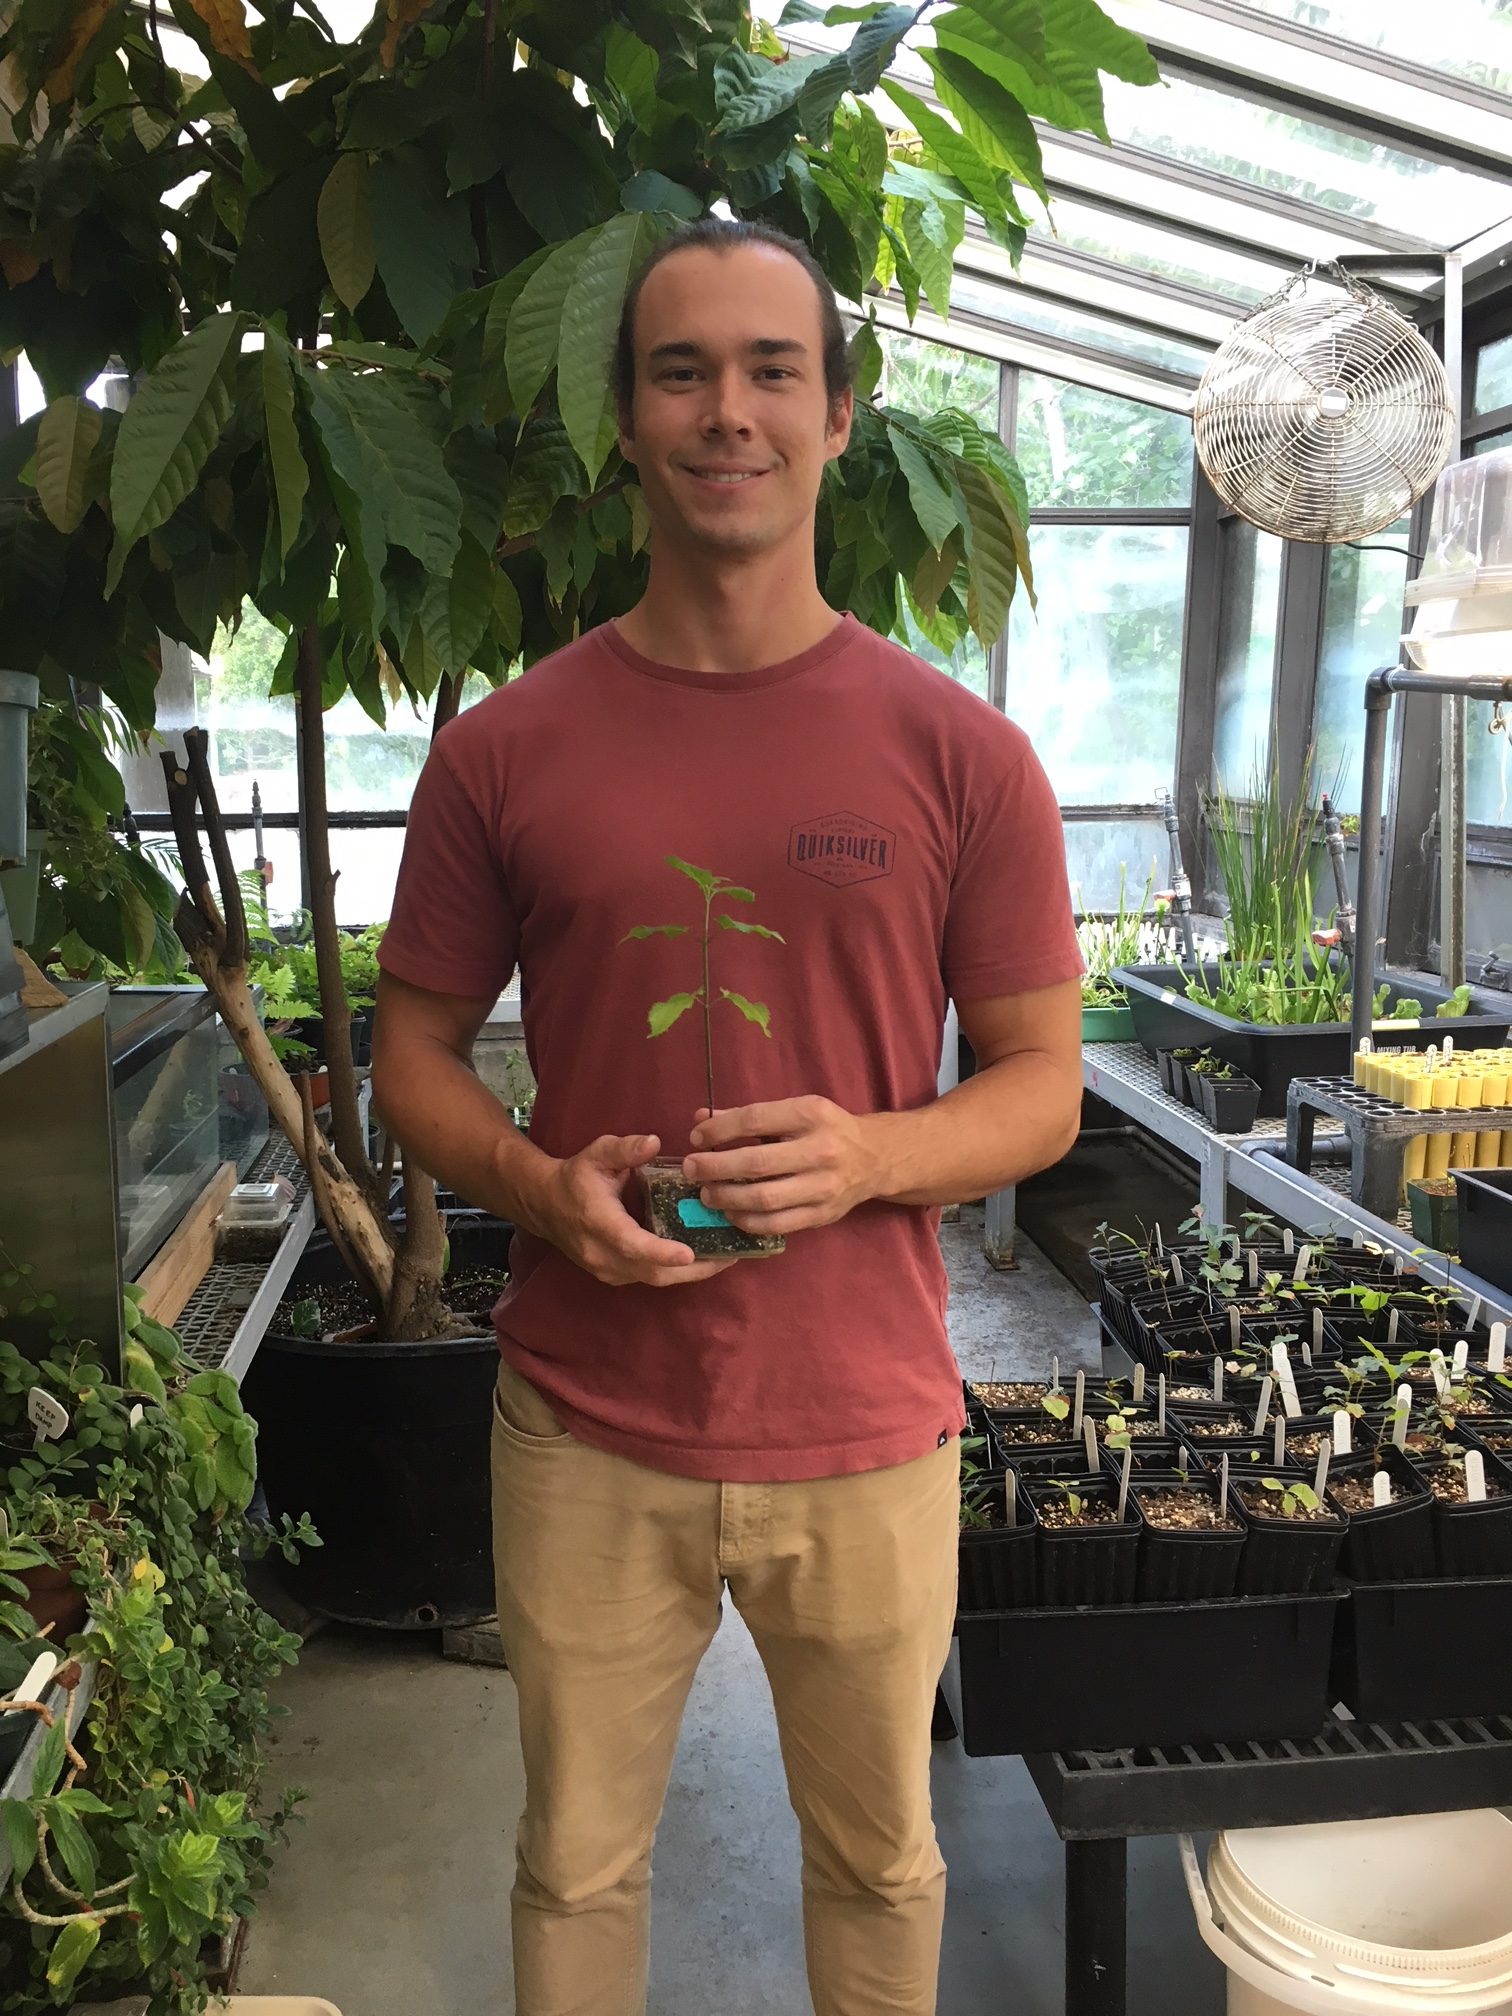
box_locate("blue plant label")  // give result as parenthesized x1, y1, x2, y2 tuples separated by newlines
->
(678, 1197, 731, 1229)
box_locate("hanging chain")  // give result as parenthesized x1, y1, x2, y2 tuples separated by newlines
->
(1491, 701, 1508, 738)
(1247, 254, 1380, 322)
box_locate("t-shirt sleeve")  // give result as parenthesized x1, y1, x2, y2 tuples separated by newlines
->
(942, 727, 1084, 1001)
(377, 737, 519, 1000)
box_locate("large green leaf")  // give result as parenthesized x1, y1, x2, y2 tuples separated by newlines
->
(369, 152, 472, 345)
(1045, 0, 1159, 84)
(106, 312, 242, 594)
(35, 396, 103, 533)
(417, 529, 494, 672)
(444, 427, 511, 550)
(887, 420, 962, 555)
(844, 3, 915, 90)
(881, 77, 1023, 229)
(2, 1799, 36, 1881)
(935, 0, 1152, 139)
(308, 368, 461, 576)
(46, 1915, 101, 1997)
(505, 229, 599, 418)
(260, 333, 308, 564)
(926, 46, 1047, 200)
(502, 415, 583, 538)
(317, 151, 375, 312)
(46, 1798, 99, 1899)
(558, 212, 660, 485)
(492, 569, 522, 657)
(715, 49, 835, 133)
(901, 195, 961, 319)
(956, 457, 1020, 643)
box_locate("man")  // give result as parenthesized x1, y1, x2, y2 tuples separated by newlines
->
(372, 217, 1082, 2016)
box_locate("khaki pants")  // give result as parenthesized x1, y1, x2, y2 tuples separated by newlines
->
(490, 1358, 960, 2016)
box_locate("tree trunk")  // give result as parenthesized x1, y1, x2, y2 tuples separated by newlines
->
(295, 626, 381, 1206)
(382, 1159, 451, 1341)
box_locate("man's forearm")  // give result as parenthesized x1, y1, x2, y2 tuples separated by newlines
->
(862, 1051, 1079, 1208)
(372, 1039, 560, 1238)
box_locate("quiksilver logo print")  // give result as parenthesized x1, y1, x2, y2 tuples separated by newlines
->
(788, 811, 897, 887)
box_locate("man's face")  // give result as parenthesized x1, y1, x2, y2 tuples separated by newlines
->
(618, 242, 853, 560)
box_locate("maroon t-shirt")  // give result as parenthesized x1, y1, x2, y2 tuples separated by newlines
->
(379, 613, 1080, 1482)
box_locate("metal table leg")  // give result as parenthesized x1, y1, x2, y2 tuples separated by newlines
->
(1065, 1837, 1127, 2016)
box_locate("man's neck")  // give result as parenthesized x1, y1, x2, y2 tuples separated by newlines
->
(613, 543, 841, 676)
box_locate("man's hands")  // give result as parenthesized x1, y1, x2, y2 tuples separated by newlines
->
(682, 1096, 882, 1238)
(533, 1133, 739, 1288)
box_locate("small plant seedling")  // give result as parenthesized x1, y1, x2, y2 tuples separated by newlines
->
(1259, 1475, 1321, 1520)
(1045, 1478, 1086, 1519)
(622, 855, 786, 1118)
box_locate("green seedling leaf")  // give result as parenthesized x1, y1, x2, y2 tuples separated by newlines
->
(718, 916, 785, 939)
(620, 924, 689, 940)
(720, 989, 772, 1036)
(2, 1798, 37, 1880)
(647, 992, 698, 1037)
(46, 1915, 101, 1996)
(666, 855, 719, 896)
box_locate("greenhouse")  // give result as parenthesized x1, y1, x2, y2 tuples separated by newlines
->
(4, 0, 1512, 2010)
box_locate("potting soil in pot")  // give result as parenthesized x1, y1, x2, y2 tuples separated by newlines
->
(969, 1380, 1050, 1409)
(1138, 1489, 1240, 1534)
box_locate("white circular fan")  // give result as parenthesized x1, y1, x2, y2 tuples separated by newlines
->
(1193, 262, 1456, 543)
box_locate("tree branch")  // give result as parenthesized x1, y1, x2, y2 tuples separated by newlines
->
(295, 626, 375, 1202)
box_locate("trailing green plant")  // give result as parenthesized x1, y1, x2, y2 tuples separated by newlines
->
(0, 1282, 316, 2014)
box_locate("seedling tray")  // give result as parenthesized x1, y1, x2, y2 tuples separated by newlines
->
(959, 1482, 1038, 1614)
(1113, 963, 1508, 1118)
(954, 1587, 1344, 1755)
(1331, 1575, 1512, 1722)
(1288, 1074, 1512, 1221)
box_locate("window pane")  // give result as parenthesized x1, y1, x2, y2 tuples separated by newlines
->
(1213, 521, 1282, 791)
(1104, 72, 1512, 247)
(1472, 425, 1512, 456)
(1004, 525, 1188, 802)
(949, 273, 1211, 380)
(876, 327, 999, 433)
(1031, 201, 1291, 307)
(1015, 374, 1194, 509)
(1063, 820, 1168, 912)
(1312, 526, 1410, 814)
(1467, 707, 1512, 827)
(1227, 0, 1512, 96)
(1473, 333, 1512, 418)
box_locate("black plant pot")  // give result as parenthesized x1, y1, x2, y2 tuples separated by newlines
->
(1027, 1480, 1141, 1607)
(1230, 1480, 1346, 1595)
(1102, 1436, 1206, 1480)
(1198, 1071, 1262, 1134)
(1155, 1049, 1191, 1102)
(1331, 1449, 1436, 1583)
(958, 1480, 1038, 1613)
(242, 1214, 511, 1630)
(1416, 1451, 1512, 1577)
(1134, 1481, 1246, 1601)
(1331, 1576, 1512, 1723)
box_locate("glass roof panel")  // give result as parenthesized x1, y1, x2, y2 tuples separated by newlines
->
(1032, 200, 1282, 307)
(949, 274, 1210, 380)
(1226, 0, 1512, 97)
(1103, 72, 1512, 248)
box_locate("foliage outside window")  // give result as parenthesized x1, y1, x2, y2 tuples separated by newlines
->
(1212, 519, 1281, 793)
(1312, 526, 1410, 815)
(1015, 374, 1193, 510)
(1473, 332, 1512, 418)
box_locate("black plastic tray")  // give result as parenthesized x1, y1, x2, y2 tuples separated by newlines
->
(1331, 1576, 1512, 1722)
(1113, 963, 1510, 1119)
(1453, 1167, 1512, 1296)
(954, 1588, 1344, 1755)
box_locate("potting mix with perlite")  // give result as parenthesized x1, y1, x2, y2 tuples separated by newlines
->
(1353, 1044, 1512, 1182)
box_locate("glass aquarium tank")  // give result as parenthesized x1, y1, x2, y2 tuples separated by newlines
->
(108, 987, 268, 1276)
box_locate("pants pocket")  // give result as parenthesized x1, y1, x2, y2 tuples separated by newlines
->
(493, 1360, 571, 1446)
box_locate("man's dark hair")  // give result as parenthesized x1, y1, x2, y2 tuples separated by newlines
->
(613, 216, 854, 418)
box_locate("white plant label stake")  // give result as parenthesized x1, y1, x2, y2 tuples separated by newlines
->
(1253, 1376, 1274, 1436)
(1392, 1385, 1412, 1452)
(28, 1389, 68, 1448)
(1133, 1364, 1146, 1404)
(1467, 1296, 1482, 1331)
(1373, 1469, 1392, 1510)
(1272, 1343, 1302, 1419)
(1491, 1323, 1508, 1375)
(1212, 1357, 1224, 1402)
(1116, 1444, 1133, 1523)
(1158, 1373, 1167, 1434)
(1313, 1437, 1332, 1504)
(1466, 1451, 1489, 1503)
(1219, 1453, 1230, 1506)
(1178, 1444, 1190, 1480)
(2, 1650, 59, 1716)
(1248, 1250, 1260, 1290)
(1453, 1339, 1471, 1379)
(1388, 1307, 1401, 1347)
(1273, 1414, 1286, 1466)
(1155, 1225, 1164, 1258)
(1301, 1338, 1313, 1369)
(1005, 1471, 1017, 1530)
(1313, 1307, 1325, 1353)
(128, 1403, 143, 1429)
(1429, 1347, 1450, 1398)
(1171, 1253, 1185, 1288)
(1073, 1369, 1087, 1437)
(1283, 1228, 1295, 1256)
(1292, 1244, 1313, 1284)
(1229, 1305, 1242, 1350)
(1051, 1354, 1062, 1394)
(1083, 1418, 1099, 1471)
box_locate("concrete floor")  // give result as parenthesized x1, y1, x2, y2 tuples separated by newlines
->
(240, 1207, 1227, 2014)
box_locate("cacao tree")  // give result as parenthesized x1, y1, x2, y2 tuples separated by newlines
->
(0, 0, 1156, 1337)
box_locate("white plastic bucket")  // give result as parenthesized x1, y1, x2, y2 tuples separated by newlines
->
(1182, 1814, 1512, 2016)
